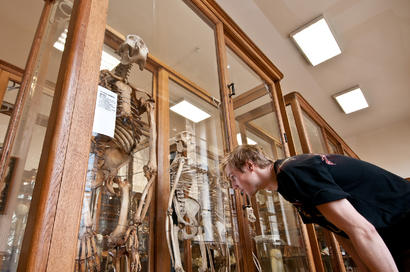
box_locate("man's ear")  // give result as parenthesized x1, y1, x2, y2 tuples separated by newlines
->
(246, 160, 254, 171)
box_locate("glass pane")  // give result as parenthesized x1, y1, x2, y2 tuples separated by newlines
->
(286, 105, 303, 155)
(255, 191, 310, 272)
(75, 44, 154, 272)
(301, 110, 327, 153)
(315, 226, 333, 271)
(226, 46, 309, 271)
(169, 79, 237, 271)
(107, 0, 220, 98)
(0, 1, 72, 270)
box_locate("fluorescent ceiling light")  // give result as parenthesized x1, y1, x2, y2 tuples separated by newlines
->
(170, 100, 210, 123)
(236, 134, 257, 145)
(290, 16, 341, 66)
(53, 29, 120, 70)
(333, 87, 369, 114)
(53, 28, 68, 52)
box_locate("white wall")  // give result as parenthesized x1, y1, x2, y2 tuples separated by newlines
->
(345, 117, 410, 178)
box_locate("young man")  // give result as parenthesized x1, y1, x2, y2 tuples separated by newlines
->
(221, 145, 410, 272)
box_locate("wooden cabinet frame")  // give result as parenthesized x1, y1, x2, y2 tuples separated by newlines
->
(4, 1, 316, 271)
(284, 91, 361, 272)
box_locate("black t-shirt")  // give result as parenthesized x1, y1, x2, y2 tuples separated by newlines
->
(274, 154, 410, 251)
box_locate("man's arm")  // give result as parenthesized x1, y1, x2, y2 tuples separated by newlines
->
(316, 199, 398, 272)
(335, 234, 369, 272)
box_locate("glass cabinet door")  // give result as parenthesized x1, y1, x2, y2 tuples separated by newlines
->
(301, 110, 327, 154)
(0, 1, 72, 270)
(168, 79, 237, 272)
(226, 46, 310, 271)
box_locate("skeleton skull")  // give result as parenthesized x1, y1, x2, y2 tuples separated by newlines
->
(117, 34, 149, 70)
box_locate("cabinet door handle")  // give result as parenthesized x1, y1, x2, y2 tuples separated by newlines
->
(227, 82, 235, 97)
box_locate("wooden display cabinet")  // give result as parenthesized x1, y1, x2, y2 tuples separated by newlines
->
(0, 1, 318, 272)
(284, 91, 360, 272)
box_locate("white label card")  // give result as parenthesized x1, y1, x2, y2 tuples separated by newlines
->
(92, 86, 117, 137)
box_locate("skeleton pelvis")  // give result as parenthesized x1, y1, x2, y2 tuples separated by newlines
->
(173, 197, 200, 228)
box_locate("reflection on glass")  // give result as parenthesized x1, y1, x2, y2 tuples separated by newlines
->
(315, 226, 333, 271)
(327, 139, 339, 154)
(168, 79, 237, 272)
(286, 105, 303, 155)
(255, 191, 310, 272)
(302, 110, 327, 153)
(107, 0, 219, 98)
(0, 1, 71, 270)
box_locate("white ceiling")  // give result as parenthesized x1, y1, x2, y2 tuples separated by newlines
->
(216, 0, 410, 139)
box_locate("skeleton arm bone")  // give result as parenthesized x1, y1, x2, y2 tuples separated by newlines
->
(134, 175, 155, 223)
(134, 100, 156, 223)
(168, 158, 185, 210)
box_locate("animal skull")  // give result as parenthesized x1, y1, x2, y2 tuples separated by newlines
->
(117, 34, 149, 70)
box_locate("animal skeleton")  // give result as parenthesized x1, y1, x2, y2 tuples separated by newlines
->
(166, 131, 203, 272)
(166, 131, 231, 272)
(75, 34, 156, 272)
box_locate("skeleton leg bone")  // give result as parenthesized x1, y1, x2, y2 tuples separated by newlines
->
(109, 178, 130, 245)
(167, 158, 185, 270)
(172, 223, 185, 272)
(198, 226, 208, 272)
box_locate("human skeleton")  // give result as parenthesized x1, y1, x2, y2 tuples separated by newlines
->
(166, 131, 231, 272)
(75, 34, 156, 272)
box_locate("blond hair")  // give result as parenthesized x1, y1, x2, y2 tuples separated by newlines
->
(220, 145, 273, 180)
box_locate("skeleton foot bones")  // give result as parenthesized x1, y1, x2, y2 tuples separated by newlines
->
(76, 34, 156, 272)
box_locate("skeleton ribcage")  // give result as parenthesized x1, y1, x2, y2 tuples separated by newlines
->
(98, 68, 147, 155)
(170, 158, 205, 207)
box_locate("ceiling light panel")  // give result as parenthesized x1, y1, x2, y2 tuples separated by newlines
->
(334, 87, 369, 114)
(291, 17, 341, 66)
(170, 100, 210, 123)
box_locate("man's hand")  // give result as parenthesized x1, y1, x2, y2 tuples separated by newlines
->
(316, 199, 398, 272)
